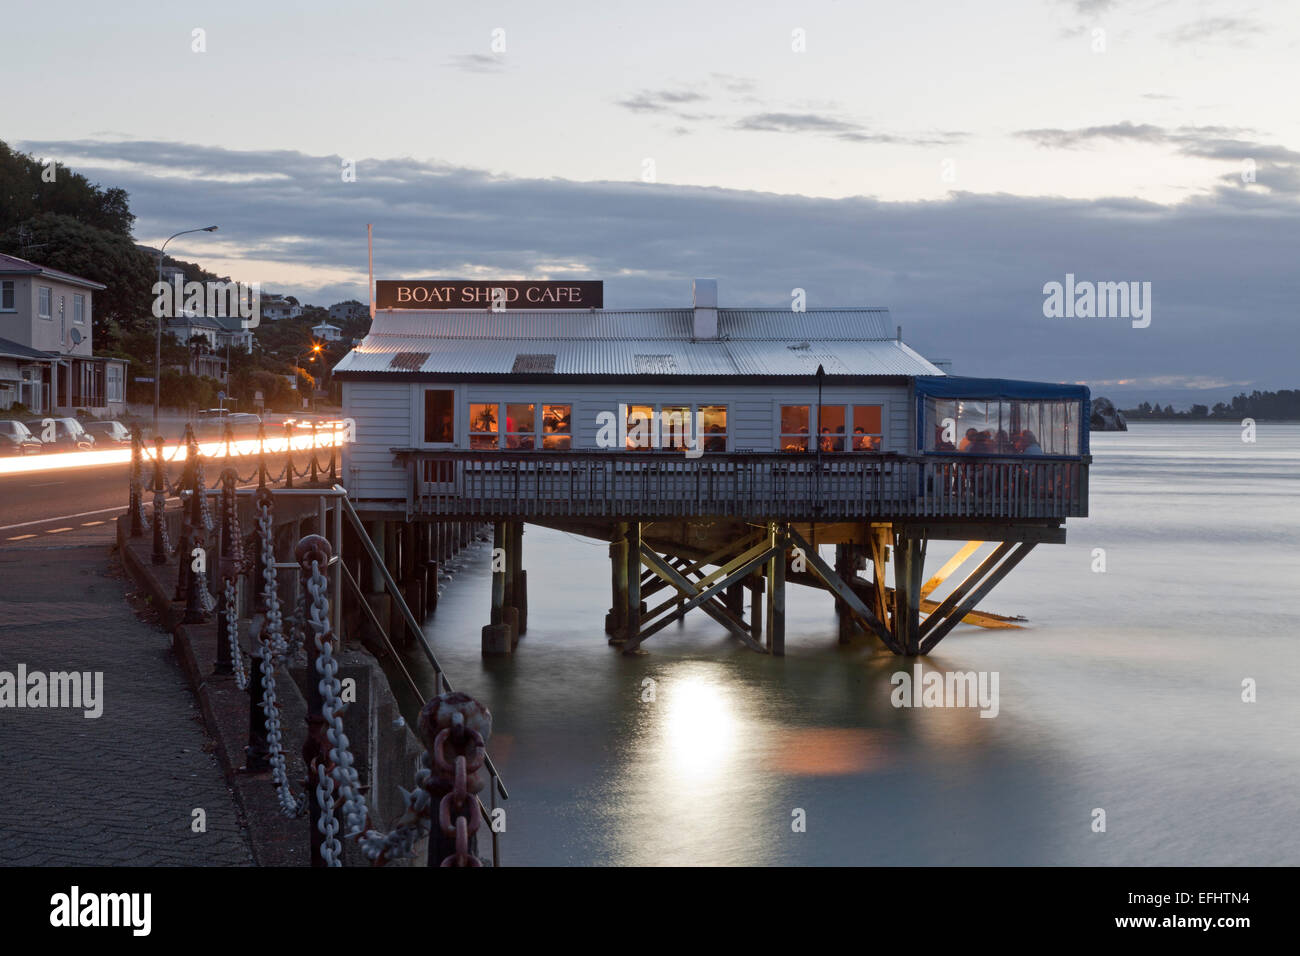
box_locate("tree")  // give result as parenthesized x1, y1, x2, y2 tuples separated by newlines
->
(0, 213, 155, 347)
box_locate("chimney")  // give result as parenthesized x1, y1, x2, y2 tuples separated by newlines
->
(692, 278, 718, 339)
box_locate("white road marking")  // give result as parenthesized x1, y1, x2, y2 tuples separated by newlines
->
(81, 520, 104, 526)
(0, 500, 178, 532)
(46, 527, 73, 534)
(7, 533, 37, 540)
(27, 481, 65, 488)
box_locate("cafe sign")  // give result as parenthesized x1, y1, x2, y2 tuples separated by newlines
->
(376, 280, 603, 310)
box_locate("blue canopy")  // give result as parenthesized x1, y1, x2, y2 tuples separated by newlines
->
(914, 375, 1091, 455)
(914, 375, 1091, 402)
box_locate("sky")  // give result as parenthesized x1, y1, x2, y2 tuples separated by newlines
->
(6, 0, 1298, 402)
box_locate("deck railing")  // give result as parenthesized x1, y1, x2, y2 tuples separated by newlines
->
(393, 449, 1090, 521)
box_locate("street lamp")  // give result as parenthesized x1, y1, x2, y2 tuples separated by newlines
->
(155, 225, 218, 436)
(294, 343, 323, 407)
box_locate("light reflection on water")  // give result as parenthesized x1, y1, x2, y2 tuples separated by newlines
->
(392, 423, 1300, 865)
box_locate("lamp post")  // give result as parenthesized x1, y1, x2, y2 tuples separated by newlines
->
(294, 343, 323, 409)
(155, 225, 218, 437)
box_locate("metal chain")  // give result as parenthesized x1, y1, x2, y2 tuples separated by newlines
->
(359, 753, 434, 863)
(195, 460, 214, 533)
(435, 718, 484, 867)
(308, 560, 369, 839)
(254, 496, 306, 818)
(152, 491, 170, 552)
(315, 763, 342, 866)
(225, 577, 248, 690)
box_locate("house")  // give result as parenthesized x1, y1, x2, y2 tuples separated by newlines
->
(329, 300, 368, 323)
(162, 311, 253, 385)
(0, 253, 128, 416)
(332, 277, 1091, 657)
(333, 278, 1089, 513)
(312, 321, 343, 342)
(261, 295, 302, 321)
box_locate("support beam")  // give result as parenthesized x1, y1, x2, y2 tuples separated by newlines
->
(920, 540, 983, 599)
(622, 522, 643, 653)
(608, 523, 628, 641)
(917, 542, 1015, 643)
(636, 545, 766, 651)
(787, 526, 900, 654)
(765, 522, 787, 656)
(919, 543, 1037, 654)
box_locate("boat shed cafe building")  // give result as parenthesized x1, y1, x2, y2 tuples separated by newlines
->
(332, 278, 1090, 656)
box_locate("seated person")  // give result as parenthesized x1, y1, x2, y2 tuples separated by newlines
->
(957, 428, 978, 452)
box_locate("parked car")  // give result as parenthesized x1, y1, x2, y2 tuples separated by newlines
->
(84, 420, 133, 446)
(0, 419, 43, 456)
(35, 417, 96, 451)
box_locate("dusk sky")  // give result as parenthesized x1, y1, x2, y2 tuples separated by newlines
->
(7, 0, 1298, 401)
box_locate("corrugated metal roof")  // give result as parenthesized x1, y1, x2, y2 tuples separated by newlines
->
(335, 335, 942, 377)
(333, 304, 939, 378)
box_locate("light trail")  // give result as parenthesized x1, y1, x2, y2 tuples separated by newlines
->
(0, 427, 347, 477)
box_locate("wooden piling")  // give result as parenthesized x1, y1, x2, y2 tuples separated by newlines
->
(622, 522, 643, 653)
(766, 522, 786, 656)
(608, 523, 628, 641)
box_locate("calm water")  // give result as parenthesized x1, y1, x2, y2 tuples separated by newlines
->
(401, 423, 1300, 865)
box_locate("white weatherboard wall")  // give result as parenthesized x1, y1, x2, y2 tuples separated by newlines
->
(344, 380, 914, 504)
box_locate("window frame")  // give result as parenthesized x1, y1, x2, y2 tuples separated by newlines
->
(470, 400, 574, 450)
(0, 280, 15, 312)
(621, 401, 729, 453)
(73, 294, 85, 325)
(38, 286, 52, 319)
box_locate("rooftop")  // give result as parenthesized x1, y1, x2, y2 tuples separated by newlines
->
(0, 253, 106, 291)
(334, 307, 945, 379)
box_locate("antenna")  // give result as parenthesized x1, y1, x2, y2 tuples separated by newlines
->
(367, 224, 375, 319)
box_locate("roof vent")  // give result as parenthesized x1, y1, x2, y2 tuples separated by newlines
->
(692, 278, 718, 339)
(512, 353, 556, 373)
(388, 351, 429, 371)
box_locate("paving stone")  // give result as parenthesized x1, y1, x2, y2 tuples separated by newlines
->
(0, 544, 253, 866)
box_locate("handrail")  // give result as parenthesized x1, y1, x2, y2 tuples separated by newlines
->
(335, 486, 510, 802)
(337, 557, 501, 866)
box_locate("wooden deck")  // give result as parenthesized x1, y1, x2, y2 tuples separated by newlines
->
(392, 449, 1090, 521)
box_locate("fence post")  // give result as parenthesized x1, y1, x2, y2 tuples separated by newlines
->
(310, 422, 319, 484)
(151, 435, 169, 564)
(297, 533, 333, 867)
(284, 422, 295, 488)
(214, 468, 237, 674)
(129, 426, 144, 537)
(256, 422, 268, 488)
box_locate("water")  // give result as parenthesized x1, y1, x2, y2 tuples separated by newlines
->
(401, 423, 1300, 865)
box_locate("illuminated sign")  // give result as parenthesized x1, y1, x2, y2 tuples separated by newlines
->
(376, 280, 603, 310)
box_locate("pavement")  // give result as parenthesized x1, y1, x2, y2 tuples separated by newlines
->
(0, 537, 254, 866)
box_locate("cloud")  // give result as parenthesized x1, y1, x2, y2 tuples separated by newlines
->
(734, 112, 966, 146)
(1163, 16, 1263, 46)
(1016, 121, 1300, 163)
(447, 54, 506, 73)
(16, 138, 1300, 391)
(616, 89, 709, 113)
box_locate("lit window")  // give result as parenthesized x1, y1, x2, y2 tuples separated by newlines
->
(780, 405, 810, 452)
(818, 405, 847, 452)
(625, 404, 654, 449)
(660, 405, 690, 452)
(701, 404, 727, 451)
(470, 403, 499, 449)
(505, 403, 535, 449)
(851, 404, 883, 451)
(542, 404, 571, 449)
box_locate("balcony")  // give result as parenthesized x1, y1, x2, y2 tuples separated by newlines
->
(391, 449, 1090, 522)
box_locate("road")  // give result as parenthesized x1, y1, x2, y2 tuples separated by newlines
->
(0, 462, 135, 548)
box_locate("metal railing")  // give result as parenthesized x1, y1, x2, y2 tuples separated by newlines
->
(394, 449, 1090, 521)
